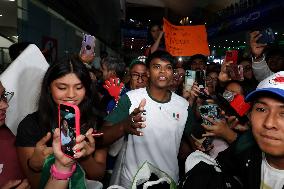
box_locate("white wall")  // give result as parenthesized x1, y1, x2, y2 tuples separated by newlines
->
(0, 36, 13, 48)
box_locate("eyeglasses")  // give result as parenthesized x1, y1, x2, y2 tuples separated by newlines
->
(206, 76, 218, 82)
(0, 91, 14, 103)
(131, 73, 148, 81)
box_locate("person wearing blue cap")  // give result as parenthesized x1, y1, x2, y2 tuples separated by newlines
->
(215, 71, 284, 188)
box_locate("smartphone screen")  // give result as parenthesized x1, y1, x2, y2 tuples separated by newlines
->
(199, 104, 219, 126)
(195, 70, 206, 89)
(227, 64, 244, 81)
(59, 103, 80, 158)
(184, 70, 196, 91)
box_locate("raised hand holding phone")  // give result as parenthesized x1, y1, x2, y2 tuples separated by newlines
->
(249, 31, 267, 60)
(52, 128, 75, 170)
(218, 59, 232, 82)
(79, 34, 95, 64)
(201, 116, 237, 144)
(224, 50, 244, 81)
(257, 28, 275, 45)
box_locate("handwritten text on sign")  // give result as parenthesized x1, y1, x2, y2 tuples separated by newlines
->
(163, 18, 210, 56)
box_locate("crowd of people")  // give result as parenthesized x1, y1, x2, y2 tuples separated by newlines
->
(1, 26, 284, 189)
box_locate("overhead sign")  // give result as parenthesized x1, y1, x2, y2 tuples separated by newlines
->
(163, 18, 210, 56)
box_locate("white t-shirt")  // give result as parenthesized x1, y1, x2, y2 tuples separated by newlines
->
(106, 88, 191, 187)
(261, 153, 284, 189)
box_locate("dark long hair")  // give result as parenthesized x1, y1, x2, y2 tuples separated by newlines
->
(38, 55, 98, 134)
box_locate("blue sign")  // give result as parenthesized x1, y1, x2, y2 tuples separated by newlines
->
(207, 0, 284, 38)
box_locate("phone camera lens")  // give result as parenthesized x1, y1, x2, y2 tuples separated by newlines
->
(86, 45, 91, 50)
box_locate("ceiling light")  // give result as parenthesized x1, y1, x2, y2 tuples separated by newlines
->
(225, 40, 228, 42)
(0, 14, 2, 17)
(231, 40, 234, 42)
(275, 32, 278, 35)
(189, 20, 192, 23)
(9, 0, 15, 1)
(244, 42, 246, 44)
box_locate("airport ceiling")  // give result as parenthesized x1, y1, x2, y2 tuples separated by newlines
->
(126, 0, 232, 15)
(0, 0, 234, 47)
(6, 0, 279, 50)
(36, 0, 232, 49)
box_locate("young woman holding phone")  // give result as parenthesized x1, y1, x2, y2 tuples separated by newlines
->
(16, 55, 107, 188)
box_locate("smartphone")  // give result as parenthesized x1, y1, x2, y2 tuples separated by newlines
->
(257, 28, 275, 44)
(198, 104, 221, 126)
(227, 64, 244, 81)
(184, 70, 196, 91)
(215, 93, 250, 125)
(80, 34, 96, 56)
(59, 103, 80, 158)
(225, 50, 238, 64)
(195, 70, 206, 89)
(198, 104, 222, 149)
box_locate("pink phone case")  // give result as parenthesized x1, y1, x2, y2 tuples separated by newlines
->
(58, 102, 80, 159)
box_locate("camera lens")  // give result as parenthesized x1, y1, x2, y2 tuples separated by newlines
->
(86, 45, 91, 50)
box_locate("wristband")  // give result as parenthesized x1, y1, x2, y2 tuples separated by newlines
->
(50, 163, 76, 180)
(27, 158, 42, 173)
(252, 54, 265, 62)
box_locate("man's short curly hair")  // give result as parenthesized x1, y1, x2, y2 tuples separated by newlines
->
(146, 50, 176, 68)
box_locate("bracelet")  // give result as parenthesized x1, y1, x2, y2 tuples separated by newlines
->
(27, 158, 42, 173)
(252, 54, 265, 62)
(50, 163, 76, 180)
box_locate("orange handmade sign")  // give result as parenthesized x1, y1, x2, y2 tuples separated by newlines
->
(163, 18, 210, 56)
